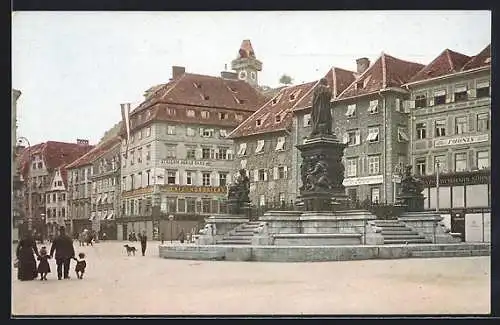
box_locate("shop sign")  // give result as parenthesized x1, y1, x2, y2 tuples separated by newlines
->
(434, 134, 488, 147)
(343, 175, 383, 186)
(421, 171, 490, 186)
(159, 159, 210, 166)
(122, 186, 154, 197)
(162, 185, 227, 194)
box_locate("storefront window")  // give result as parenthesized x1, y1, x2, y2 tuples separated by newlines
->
(186, 197, 196, 213)
(454, 153, 467, 172)
(466, 184, 488, 207)
(452, 186, 465, 208)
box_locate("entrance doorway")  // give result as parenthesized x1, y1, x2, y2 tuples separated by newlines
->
(451, 211, 465, 242)
(122, 223, 128, 242)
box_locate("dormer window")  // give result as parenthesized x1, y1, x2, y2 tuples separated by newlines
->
(275, 114, 282, 123)
(166, 107, 176, 115)
(235, 113, 243, 122)
(356, 81, 364, 89)
(271, 94, 283, 106)
(236, 98, 246, 104)
(187, 109, 195, 117)
(289, 89, 302, 101)
(219, 112, 227, 120)
(256, 119, 262, 127)
(201, 111, 209, 119)
(200, 94, 210, 100)
(193, 82, 201, 89)
(485, 57, 491, 64)
(229, 86, 238, 93)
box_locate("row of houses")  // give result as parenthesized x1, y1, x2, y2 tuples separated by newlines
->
(14, 40, 491, 242)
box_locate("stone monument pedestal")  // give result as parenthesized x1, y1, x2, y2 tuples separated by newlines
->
(196, 214, 249, 245)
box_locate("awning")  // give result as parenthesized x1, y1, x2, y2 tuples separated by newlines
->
(96, 195, 102, 205)
(454, 85, 467, 93)
(398, 129, 409, 141)
(275, 137, 285, 151)
(107, 211, 114, 220)
(367, 100, 379, 113)
(367, 128, 379, 142)
(345, 104, 356, 117)
(477, 81, 490, 88)
(102, 193, 108, 204)
(238, 143, 247, 156)
(100, 211, 107, 220)
(434, 89, 446, 96)
(89, 212, 96, 221)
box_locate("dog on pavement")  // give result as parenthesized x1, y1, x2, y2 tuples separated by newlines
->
(124, 244, 137, 256)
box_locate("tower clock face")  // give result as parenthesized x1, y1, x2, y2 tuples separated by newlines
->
(250, 71, 256, 80)
(238, 70, 247, 80)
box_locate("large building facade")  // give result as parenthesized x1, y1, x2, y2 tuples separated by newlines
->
(405, 45, 491, 242)
(12, 89, 22, 242)
(118, 42, 266, 241)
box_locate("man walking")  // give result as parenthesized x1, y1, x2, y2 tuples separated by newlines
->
(50, 226, 75, 280)
(139, 230, 147, 256)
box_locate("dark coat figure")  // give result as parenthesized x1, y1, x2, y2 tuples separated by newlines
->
(37, 246, 51, 280)
(139, 232, 147, 256)
(16, 231, 39, 281)
(310, 78, 333, 137)
(177, 229, 185, 244)
(50, 226, 76, 280)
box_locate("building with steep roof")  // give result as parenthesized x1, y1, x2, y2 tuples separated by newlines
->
(404, 44, 491, 242)
(66, 137, 121, 236)
(12, 89, 22, 242)
(331, 53, 425, 204)
(16, 140, 93, 237)
(231, 39, 263, 87)
(118, 42, 267, 240)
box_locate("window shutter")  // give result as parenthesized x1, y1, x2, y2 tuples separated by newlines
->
(199, 128, 204, 136)
(429, 98, 435, 106)
(446, 94, 452, 103)
(273, 166, 279, 180)
(284, 166, 288, 179)
(226, 173, 232, 184)
(211, 173, 217, 186)
(467, 89, 476, 98)
(227, 149, 234, 160)
(342, 133, 349, 144)
(263, 171, 268, 181)
(395, 98, 401, 111)
(253, 170, 258, 182)
(355, 130, 361, 145)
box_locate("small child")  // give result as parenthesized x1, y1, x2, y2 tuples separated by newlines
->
(37, 246, 51, 281)
(72, 252, 87, 279)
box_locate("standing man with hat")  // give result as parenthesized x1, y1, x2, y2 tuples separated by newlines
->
(50, 226, 75, 280)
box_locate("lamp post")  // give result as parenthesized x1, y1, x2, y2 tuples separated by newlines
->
(435, 161, 440, 212)
(168, 214, 174, 243)
(40, 213, 46, 242)
(17, 137, 32, 232)
(393, 163, 404, 204)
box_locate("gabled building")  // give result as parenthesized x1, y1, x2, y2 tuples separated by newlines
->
(118, 41, 267, 241)
(16, 140, 93, 238)
(404, 44, 491, 242)
(45, 165, 70, 237)
(66, 136, 121, 237)
(331, 54, 424, 204)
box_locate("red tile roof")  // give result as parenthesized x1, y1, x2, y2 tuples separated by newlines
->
(462, 44, 491, 71)
(339, 53, 425, 99)
(66, 136, 121, 169)
(60, 166, 69, 188)
(229, 81, 318, 138)
(121, 72, 267, 136)
(18, 141, 94, 179)
(408, 49, 471, 83)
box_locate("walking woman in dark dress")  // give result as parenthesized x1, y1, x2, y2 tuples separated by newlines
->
(16, 229, 40, 281)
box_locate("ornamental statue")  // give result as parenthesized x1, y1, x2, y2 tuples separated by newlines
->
(310, 78, 333, 137)
(227, 169, 250, 214)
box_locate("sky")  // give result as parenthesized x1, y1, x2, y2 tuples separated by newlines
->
(12, 11, 491, 145)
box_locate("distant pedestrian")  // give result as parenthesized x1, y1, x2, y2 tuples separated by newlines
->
(177, 229, 185, 244)
(16, 229, 39, 281)
(36, 246, 51, 281)
(139, 231, 147, 256)
(102, 232, 107, 241)
(50, 226, 76, 280)
(160, 232, 164, 244)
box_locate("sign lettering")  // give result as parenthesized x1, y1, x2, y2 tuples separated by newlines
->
(343, 175, 383, 186)
(434, 134, 488, 147)
(122, 186, 154, 197)
(159, 159, 210, 166)
(162, 185, 226, 194)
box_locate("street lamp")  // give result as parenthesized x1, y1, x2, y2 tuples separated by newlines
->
(17, 137, 32, 232)
(435, 161, 440, 212)
(168, 214, 174, 243)
(40, 213, 46, 242)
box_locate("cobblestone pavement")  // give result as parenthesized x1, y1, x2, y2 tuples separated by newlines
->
(12, 241, 490, 315)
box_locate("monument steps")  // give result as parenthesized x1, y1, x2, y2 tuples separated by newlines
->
(216, 221, 262, 245)
(372, 219, 432, 244)
(410, 249, 490, 258)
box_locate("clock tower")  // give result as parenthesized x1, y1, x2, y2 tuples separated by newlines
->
(231, 39, 262, 87)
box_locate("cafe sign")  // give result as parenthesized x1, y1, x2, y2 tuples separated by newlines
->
(343, 175, 383, 187)
(162, 185, 227, 194)
(434, 134, 488, 148)
(159, 159, 210, 166)
(122, 186, 154, 197)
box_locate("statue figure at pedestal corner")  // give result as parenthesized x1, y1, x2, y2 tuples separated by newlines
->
(302, 154, 332, 192)
(227, 168, 250, 204)
(310, 78, 333, 138)
(400, 164, 424, 196)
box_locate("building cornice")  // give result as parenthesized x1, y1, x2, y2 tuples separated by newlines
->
(404, 66, 490, 87)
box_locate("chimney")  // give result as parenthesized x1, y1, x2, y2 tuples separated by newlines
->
(172, 66, 186, 79)
(356, 58, 370, 74)
(77, 139, 89, 145)
(221, 71, 238, 80)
